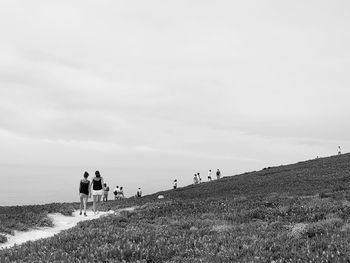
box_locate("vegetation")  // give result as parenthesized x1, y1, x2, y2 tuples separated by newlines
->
(1, 154, 350, 262)
(0, 203, 76, 240)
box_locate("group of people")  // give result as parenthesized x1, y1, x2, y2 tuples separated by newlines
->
(113, 186, 125, 200)
(78, 171, 104, 216)
(193, 169, 221, 185)
(78, 171, 142, 216)
(79, 168, 223, 215)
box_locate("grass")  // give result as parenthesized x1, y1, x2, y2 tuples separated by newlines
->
(1, 154, 350, 261)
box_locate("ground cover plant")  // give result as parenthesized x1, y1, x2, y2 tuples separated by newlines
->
(2, 154, 350, 262)
(0, 203, 77, 243)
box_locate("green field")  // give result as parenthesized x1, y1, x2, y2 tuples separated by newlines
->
(2, 154, 350, 262)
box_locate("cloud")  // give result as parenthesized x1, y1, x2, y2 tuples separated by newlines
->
(0, 1, 350, 204)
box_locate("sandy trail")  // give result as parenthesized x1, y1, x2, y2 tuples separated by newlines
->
(0, 207, 135, 249)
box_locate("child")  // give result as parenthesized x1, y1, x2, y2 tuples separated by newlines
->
(103, 183, 109, 202)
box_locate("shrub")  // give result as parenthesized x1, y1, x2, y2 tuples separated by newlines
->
(319, 192, 332, 199)
(0, 234, 7, 244)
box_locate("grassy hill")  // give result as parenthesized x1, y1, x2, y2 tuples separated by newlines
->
(2, 154, 350, 262)
(153, 153, 350, 200)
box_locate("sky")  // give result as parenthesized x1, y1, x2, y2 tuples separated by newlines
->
(1, 0, 350, 205)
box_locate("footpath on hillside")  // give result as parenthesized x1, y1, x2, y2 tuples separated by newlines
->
(0, 207, 136, 250)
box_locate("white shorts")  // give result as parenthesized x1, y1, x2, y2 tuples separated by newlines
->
(92, 189, 103, 196)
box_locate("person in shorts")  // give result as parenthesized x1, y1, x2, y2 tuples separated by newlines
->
(79, 171, 90, 216)
(208, 170, 212, 181)
(103, 183, 109, 202)
(90, 170, 104, 214)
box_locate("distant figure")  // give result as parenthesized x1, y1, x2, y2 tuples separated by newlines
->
(197, 173, 202, 183)
(113, 185, 120, 200)
(193, 174, 199, 185)
(136, 187, 142, 198)
(103, 183, 109, 202)
(338, 146, 342, 155)
(208, 170, 212, 181)
(90, 170, 104, 214)
(173, 179, 177, 189)
(216, 169, 221, 180)
(79, 171, 90, 216)
(119, 186, 125, 199)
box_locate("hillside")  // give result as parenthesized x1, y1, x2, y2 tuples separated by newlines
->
(150, 153, 350, 200)
(2, 154, 350, 262)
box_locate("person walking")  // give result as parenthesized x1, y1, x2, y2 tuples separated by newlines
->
(119, 186, 125, 198)
(216, 169, 221, 180)
(90, 170, 104, 214)
(338, 146, 342, 155)
(193, 174, 198, 185)
(113, 185, 120, 200)
(136, 187, 142, 198)
(208, 169, 212, 181)
(197, 173, 202, 183)
(103, 183, 109, 202)
(173, 179, 177, 189)
(79, 171, 90, 216)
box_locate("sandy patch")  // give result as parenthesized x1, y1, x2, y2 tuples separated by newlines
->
(0, 210, 115, 249)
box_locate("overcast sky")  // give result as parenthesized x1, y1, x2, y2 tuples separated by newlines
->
(1, 1, 350, 205)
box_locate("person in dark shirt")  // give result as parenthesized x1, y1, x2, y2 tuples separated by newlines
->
(216, 169, 221, 180)
(136, 187, 142, 198)
(79, 171, 90, 216)
(89, 170, 104, 214)
(173, 179, 177, 189)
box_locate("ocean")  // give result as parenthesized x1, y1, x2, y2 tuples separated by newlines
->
(0, 164, 192, 206)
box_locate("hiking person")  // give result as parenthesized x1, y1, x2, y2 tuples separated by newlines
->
(216, 169, 221, 180)
(119, 186, 125, 198)
(197, 173, 202, 183)
(103, 183, 109, 202)
(79, 171, 90, 216)
(193, 174, 198, 185)
(136, 187, 142, 198)
(113, 185, 120, 200)
(338, 146, 342, 155)
(173, 179, 177, 189)
(90, 170, 104, 214)
(208, 170, 212, 181)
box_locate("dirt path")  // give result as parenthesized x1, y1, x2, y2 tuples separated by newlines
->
(0, 207, 136, 250)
